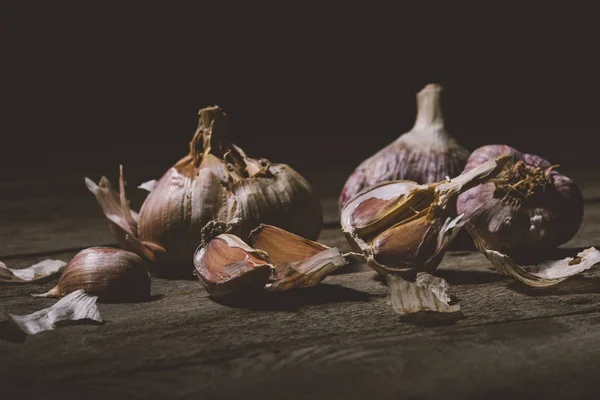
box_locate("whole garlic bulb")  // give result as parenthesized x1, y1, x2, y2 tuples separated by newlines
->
(34, 247, 151, 303)
(339, 84, 469, 207)
(456, 145, 584, 256)
(88, 106, 322, 276)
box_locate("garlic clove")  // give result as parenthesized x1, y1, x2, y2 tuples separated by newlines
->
(248, 224, 347, 291)
(33, 247, 151, 303)
(339, 84, 470, 208)
(193, 234, 272, 298)
(370, 213, 438, 269)
(248, 224, 327, 265)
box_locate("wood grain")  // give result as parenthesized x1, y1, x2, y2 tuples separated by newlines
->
(2, 166, 600, 399)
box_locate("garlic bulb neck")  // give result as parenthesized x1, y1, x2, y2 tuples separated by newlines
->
(413, 84, 445, 131)
(190, 106, 231, 163)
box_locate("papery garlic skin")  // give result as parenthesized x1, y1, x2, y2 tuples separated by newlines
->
(339, 84, 469, 207)
(456, 145, 584, 256)
(34, 247, 150, 303)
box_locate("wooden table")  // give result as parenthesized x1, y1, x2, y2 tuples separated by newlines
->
(2, 166, 600, 399)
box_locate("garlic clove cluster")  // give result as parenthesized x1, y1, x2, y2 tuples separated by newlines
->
(341, 154, 510, 276)
(339, 84, 470, 208)
(34, 247, 151, 303)
(87, 106, 323, 277)
(193, 224, 347, 297)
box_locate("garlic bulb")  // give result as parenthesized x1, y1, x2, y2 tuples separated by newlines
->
(194, 224, 347, 297)
(339, 84, 470, 207)
(34, 247, 151, 303)
(341, 155, 510, 275)
(456, 145, 584, 257)
(88, 106, 322, 276)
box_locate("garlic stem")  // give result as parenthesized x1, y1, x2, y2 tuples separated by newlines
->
(413, 84, 445, 131)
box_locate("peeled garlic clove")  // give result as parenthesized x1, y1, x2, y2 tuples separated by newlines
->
(88, 105, 322, 277)
(457, 145, 584, 257)
(33, 247, 151, 303)
(193, 234, 272, 298)
(341, 155, 510, 274)
(339, 84, 470, 207)
(249, 224, 347, 291)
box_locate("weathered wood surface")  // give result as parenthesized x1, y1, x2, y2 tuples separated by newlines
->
(2, 166, 600, 399)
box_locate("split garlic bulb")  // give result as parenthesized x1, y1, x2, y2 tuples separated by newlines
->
(88, 106, 322, 276)
(457, 145, 584, 257)
(339, 84, 469, 207)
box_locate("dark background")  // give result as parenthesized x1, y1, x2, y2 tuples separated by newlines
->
(3, 3, 598, 182)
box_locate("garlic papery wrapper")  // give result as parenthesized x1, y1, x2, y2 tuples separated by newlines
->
(0, 259, 67, 284)
(341, 154, 510, 276)
(33, 247, 151, 303)
(193, 234, 273, 298)
(468, 224, 600, 288)
(339, 84, 470, 208)
(88, 106, 322, 277)
(456, 145, 584, 258)
(249, 224, 347, 291)
(1, 290, 102, 341)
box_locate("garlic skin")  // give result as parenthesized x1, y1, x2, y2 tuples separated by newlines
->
(88, 106, 322, 276)
(341, 155, 510, 276)
(456, 145, 584, 256)
(339, 84, 470, 207)
(34, 247, 151, 303)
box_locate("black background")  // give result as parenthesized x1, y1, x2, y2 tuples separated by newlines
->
(3, 3, 599, 181)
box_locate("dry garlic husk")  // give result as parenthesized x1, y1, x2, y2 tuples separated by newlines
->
(249, 224, 346, 291)
(339, 84, 470, 207)
(34, 247, 151, 303)
(469, 224, 600, 288)
(341, 154, 510, 276)
(88, 106, 322, 276)
(456, 145, 584, 258)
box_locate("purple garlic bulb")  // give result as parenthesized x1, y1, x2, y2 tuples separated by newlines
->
(339, 84, 470, 208)
(456, 145, 584, 256)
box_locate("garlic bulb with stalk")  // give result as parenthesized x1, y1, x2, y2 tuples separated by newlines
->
(33, 247, 151, 303)
(87, 106, 323, 277)
(339, 84, 470, 208)
(456, 145, 584, 258)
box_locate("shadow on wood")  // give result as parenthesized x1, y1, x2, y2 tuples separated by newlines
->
(399, 310, 465, 327)
(211, 284, 377, 312)
(435, 269, 508, 285)
(508, 275, 600, 296)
